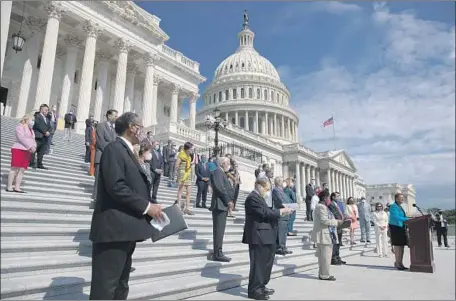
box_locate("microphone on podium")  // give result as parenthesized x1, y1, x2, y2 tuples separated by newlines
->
(412, 203, 424, 216)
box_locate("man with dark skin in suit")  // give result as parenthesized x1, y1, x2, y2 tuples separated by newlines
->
(243, 178, 293, 300)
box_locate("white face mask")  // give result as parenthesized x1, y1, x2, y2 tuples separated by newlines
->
(28, 121, 34, 128)
(311, 181, 316, 186)
(263, 190, 271, 200)
(282, 182, 287, 188)
(144, 153, 152, 161)
(223, 165, 231, 172)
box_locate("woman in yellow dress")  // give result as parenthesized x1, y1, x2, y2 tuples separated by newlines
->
(175, 142, 195, 215)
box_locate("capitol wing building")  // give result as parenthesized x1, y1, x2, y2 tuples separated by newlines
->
(1, 1, 369, 203)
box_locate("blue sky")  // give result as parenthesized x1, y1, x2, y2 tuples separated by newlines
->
(136, 1, 455, 209)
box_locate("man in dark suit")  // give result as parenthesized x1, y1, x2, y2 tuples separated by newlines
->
(92, 109, 118, 203)
(162, 140, 172, 177)
(305, 179, 316, 221)
(63, 109, 77, 142)
(209, 156, 234, 262)
(195, 154, 210, 208)
(89, 112, 163, 300)
(30, 104, 51, 169)
(328, 191, 346, 265)
(149, 140, 164, 203)
(243, 177, 293, 300)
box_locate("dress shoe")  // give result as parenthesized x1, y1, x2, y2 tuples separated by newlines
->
(37, 166, 48, 170)
(196, 204, 202, 208)
(366, 240, 371, 243)
(202, 204, 207, 209)
(360, 240, 365, 243)
(212, 255, 231, 262)
(284, 249, 293, 255)
(275, 250, 286, 256)
(287, 232, 297, 236)
(263, 288, 275, 295)
(248, 292, 269, 300)
(319, 276, 336, 281)
(339, 259, 346, 264)
(130, 267, 136, 272)
(331, 260, 342, 265)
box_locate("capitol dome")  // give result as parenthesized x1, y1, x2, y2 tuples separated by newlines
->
(196, 12, 299, 145)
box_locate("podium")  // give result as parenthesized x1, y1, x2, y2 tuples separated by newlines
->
(405, 214, 435, 273)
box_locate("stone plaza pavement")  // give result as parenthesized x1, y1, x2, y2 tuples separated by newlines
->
(189, 246, 455, 300)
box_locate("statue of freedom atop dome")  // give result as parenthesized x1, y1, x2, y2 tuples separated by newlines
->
(243, 10, 249, 28)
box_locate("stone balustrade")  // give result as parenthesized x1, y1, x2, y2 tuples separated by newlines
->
(161, 44, 200, 72)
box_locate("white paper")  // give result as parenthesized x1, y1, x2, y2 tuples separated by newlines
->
(149, 212, 170, 231)
(283, 203, 299, 210)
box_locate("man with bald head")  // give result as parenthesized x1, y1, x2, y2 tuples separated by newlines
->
(209, 156, 235, 262)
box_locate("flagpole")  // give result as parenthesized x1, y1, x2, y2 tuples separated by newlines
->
(332, 114, 336, 151)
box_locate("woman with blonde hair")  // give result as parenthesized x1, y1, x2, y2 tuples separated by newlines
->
(6, 115, 36, 193)
(372, 202, 389, 257)
(345, 197, 359, 245)
(175, 142, 195, 215)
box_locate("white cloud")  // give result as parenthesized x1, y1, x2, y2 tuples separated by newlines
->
(280, 3, 456, 208)
(309, 2, 363, 15)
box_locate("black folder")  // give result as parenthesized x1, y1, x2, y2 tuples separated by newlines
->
(150, 204, 188, 242)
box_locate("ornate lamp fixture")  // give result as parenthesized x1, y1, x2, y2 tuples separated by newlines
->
(12, 2, 26, 53)
(205, 107, 227, 157)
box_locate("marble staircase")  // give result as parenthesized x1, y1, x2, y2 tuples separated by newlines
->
(0, 116, 375, 300)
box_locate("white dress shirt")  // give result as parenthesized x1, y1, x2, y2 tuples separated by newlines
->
(119, 137, 150, 215)
(372, 211, 388, 228)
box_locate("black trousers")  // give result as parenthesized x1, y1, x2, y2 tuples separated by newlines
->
(332, 231, 343, 261)
(30, 138, 46, 167)
(150, 172, 161, 203)
(248, 244, 276, 294)
(196, 181, 209, 206)
(90, 241, 136, 300)
(436, 227, 449, 247)
(85, 145, 91, 163)
(305, 201, 312, 221)
(212, 210, 228, 257)
(92, 164, 100, 200)
(233, 184, 240, 208)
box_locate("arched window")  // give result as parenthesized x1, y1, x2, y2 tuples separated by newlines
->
(230, 64, 233, 70)
(257, 88, 261, 99)
(219, 91, 222, 102)
(241, 88, 245, 98)
(277, 93, 280, 103)
(264, 89, 268, 101)
(213, 93, 216, 102)
(271, 91, 274, 102)
(233, 88, 237, 100)
(242, 62, 245, 68)
(248, 88, 253, 98)
(225, 90, 229, 100)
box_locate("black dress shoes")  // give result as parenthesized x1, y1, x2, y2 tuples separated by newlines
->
(331, 260, 342, 265)
(211, 254, 231, 262)
(248, 291, 269, 300)
(263, 288, 275, 295)
(284, 249, 293, 255)
(130, 267, 136, 272)
(319, 276, 336, 281)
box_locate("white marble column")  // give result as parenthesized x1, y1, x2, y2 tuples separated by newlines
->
(235, 111, 239, 126)
(344, 175, 349, 200)
(75, 21, 100, 133)
(316, 168, 320, 187)
(255, 111, 259, 133)
(245, 111, 249, 131)
(16, 18, 46, 118)
(189, 92, 198, 129)
(330, 169, 335, 192)
(295, 122, 299, 142)
(295, 162, 301, 200)
(282, 163, 289, 178)
(170, 83, 180, 123)
(124, 63, 137, 113)
(93, 51, 110, 122)
(261, 116, 266, 135)
(281, 115, 285, 138)
(57, 34, 82, 123)
(112, 39, 131, 114)
(287, 118, 291, 140)
(225, 112, 229, 122)
(141, 52, 159, 127)
(338, 172, 342, 194)
(311, 166, 316, 183)
(305, 164, 311, 186)
(265, 112, 269, 135)
(0, 1, 12, 80)
(300, 163, 306, 199)
(273, 114, 277, 136)
(34, 2, 66, 108)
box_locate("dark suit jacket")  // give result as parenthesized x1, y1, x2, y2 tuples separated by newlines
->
(242, 191, 281, 245)
(95, 121, 117, 164)
(195, 162, 210, 182)
(272, 187, 290, 221)
(162, 145, 171, 163)
(149, 149, 164, 175)
(209, 167, 234, 212)
(89, 138, 154, 243)
(33, 113, 51, 139)
(328, 200, 344, 234)
(64, 113, 77, 129)
(305, 184, 315, 202)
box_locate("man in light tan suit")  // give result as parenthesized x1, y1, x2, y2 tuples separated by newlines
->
(311, 189, 343, 281)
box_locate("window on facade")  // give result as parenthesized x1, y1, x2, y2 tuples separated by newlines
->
(94, 80, 98, 90)
(241, 88, 245, 98)
(264, 89, 268, 100)
(249, 88, 253, 98)
(242, 62, 245, 68)
(209, 95, 212, 103)
(225, 90, 229, 100)
(213, 93, 216, 102)
(233, 88, 237, 99)
(230, 64, 233, 70)
(232, 117, 236, 124)
(257, 88, 261, 99)
(219, 91, 222, 102)
(37, 55, 42, 69)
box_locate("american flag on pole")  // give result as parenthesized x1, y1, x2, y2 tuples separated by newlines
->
(323, 117, 334, 127)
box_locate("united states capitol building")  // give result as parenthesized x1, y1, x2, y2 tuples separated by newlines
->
(1, 1, 416, 210)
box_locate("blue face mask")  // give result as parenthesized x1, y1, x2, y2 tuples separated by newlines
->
(201, 158, 207, 163)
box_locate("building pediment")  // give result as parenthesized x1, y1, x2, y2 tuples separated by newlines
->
(327, 150, 357, 171)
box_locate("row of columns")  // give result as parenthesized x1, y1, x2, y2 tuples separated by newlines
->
(229, 110, 298, 142)
(293, 162, 320, 200)
(325, 168, 355, 201)
(3, 2, 199, 131)
(207, 86, 289, 107)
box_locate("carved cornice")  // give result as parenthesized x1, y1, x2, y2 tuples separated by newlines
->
(25, 16, 47, 34)
(143, 52, 160, 66)
(95, 51, 112, 62)
(114, 38, 132, 54)
(171, 83, 182, 94)
(83, 21, 102, 39)
(44, 1, 66, 21)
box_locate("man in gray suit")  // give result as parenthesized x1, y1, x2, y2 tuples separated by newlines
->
(91, 109, 118, 204)
(357, 197, 371, 243)
(209, 156, 234, 262)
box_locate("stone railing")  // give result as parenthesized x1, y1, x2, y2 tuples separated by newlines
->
(224, 123, 283, 149)
(283, 143, 319, 158)
(174, 123, 202, 141)
(146, 122, 205, 143)
(161, 44, 200, 73)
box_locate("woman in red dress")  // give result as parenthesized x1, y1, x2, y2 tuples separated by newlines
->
(6, 115, 37, 193)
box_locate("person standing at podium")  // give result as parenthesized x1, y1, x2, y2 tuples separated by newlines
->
(388, 193, 409, 271)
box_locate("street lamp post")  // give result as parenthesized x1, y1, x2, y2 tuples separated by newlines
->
(205, 107, 226, 157)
